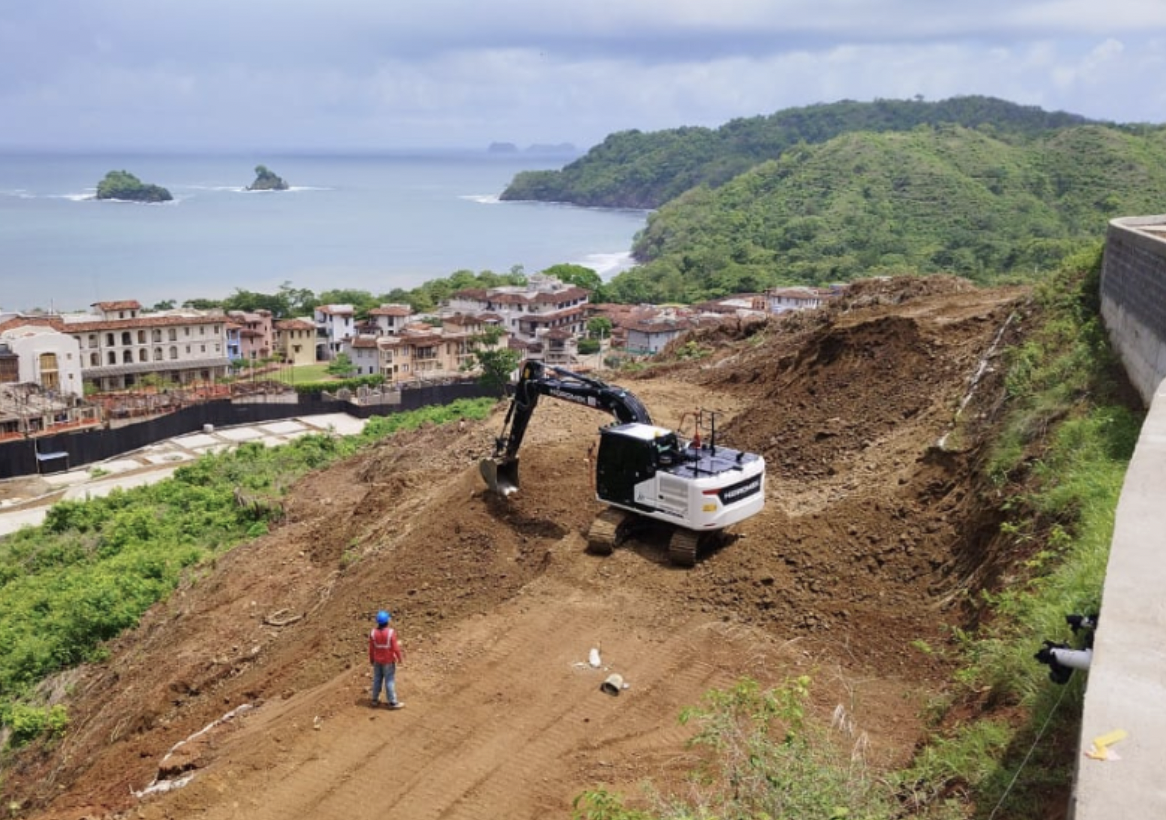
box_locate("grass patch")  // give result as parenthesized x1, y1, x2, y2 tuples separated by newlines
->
(271, 364, 334, 384)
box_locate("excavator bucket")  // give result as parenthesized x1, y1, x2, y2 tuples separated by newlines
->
(480, 456, 520, 496)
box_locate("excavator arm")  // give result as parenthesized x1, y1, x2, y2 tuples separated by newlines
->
(481, 360, 652, 496)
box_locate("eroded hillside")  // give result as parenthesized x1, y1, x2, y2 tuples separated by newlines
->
(4, 276, 1032, 820)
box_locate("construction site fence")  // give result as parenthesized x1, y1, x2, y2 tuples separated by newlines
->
(0, 381, 498, 480)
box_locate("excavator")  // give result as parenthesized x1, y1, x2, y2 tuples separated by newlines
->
(479, 360, 765, 566)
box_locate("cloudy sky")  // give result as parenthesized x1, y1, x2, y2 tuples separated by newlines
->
(3, 1, 1164, 153)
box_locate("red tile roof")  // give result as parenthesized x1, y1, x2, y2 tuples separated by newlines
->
(369, 305, 412, 317)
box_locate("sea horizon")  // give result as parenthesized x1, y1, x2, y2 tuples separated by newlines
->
(0, 150, 646, 314)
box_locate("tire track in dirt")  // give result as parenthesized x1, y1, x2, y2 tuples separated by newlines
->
(161, 577, 759, 820)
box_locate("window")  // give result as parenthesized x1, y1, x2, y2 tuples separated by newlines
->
(137, 330, 146, 344)
(213, 324, 221, 334)
(153, 329, 162, 343)
(107, 351, 116, 365)
(184, 327, 190, 336)
(91, 352, 99, 366)
(122, 350, 132, 363)
(199, 326, 205, 335)
(200, 344, 206, 353)
(185, 345, 191, 354)
(121, 331, 131, 346)
(169, 328, 177, 341)
(88, 334, 97, 348)
(214, 343, 221, 352)
(154, 348, 163, 361)
(106, 333, 115, 346)
(139, 349, 148, 362)
(167, 346, 178, 360)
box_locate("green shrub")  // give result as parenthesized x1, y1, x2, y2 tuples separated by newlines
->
(2, 703, 69, 747)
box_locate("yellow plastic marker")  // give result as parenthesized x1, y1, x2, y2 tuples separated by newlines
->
(1085, 728, 1128, 760)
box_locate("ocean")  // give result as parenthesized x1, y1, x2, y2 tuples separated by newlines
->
(0, 151, 647, 313)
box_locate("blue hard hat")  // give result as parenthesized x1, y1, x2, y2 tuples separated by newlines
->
(376, 610, 390, 626)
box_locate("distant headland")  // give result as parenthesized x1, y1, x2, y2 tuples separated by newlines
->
(488, 142, 576, 156)
(95, 170, 173, 203)
(247, 164, 289, 191)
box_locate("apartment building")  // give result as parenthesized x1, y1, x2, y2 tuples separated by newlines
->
(341, 313, 509, 386)
(274, 318, 317, 367)
(63, 301, 231, 391)
(445, 274, 589, 358)
(0, 301, 231, 392)
(227, 309, 275, 361)
(0, 323, 85, 396)
(366, 304, 413, 336)
(314, 304, 355, 359)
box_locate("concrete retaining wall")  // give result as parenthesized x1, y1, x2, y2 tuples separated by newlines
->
(1072, 381, 1166, 816)
(1100, 216, 1166, 406)
(1071, 216, 1166, 817)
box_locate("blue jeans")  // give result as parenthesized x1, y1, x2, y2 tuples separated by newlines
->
(371, 662, 398, 705)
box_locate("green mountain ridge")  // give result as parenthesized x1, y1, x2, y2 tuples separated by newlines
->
(501, 95, 1100, 210)
(600, 124, 1166, 302)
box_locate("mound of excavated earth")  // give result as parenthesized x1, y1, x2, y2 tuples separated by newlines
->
(6, 277, 1031, 820)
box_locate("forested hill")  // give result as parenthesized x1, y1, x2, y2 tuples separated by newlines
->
(600, 123, 1166, 304)
(500, 96, 1097, 209)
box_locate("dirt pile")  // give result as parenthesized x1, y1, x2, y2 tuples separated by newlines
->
(4, 277, 1032, 820)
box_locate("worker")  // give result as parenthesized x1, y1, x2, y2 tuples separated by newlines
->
(369, 610, 405, 709)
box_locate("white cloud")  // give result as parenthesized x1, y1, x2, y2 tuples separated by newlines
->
(1, 2, 1163, 151)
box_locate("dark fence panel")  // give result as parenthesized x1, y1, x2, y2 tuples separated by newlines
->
(0, 381, 501, 480)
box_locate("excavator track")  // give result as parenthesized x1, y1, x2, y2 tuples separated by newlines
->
(586, 508, 628, 556)
(668, 529, 699, 567)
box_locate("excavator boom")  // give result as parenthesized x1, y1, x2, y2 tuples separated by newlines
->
(481, 360, 651, 496)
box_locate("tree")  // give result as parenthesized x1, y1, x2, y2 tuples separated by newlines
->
(543, 263, 602, 293)
(464, 326, 520, 396)
(326, 353, 357, 378)
(317, 289, 378, 316)
(587, 316, 612, 340)
(221, 288, 291, 317)
(152, 300, 176, 311)
(278, 281, 317, 315)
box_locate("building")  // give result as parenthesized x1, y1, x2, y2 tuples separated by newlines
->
(623, 310, 701, 356)
(314, 304, 355, 360)
(224, 321, 243, 361)
(0, 324, 85, 397)
(0, 301, 231, 392)
(366, 304, 413, 336)
(349, 335, 380, 376)
(345, 313, 509, 386)
(765, 286, 837, 314)
(274, 318, 317, 367)
(0, 381, 101, 443)
(61, 301, 231, 391)
(445, 274, 589, 360)
(227, 309, 275, 361)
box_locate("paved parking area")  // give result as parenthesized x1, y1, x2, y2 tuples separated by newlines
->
(0, 413, 369, 537)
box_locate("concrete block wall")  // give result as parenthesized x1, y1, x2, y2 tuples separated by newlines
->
(1071, 216, 1166, 817)
(1100, 216, 1166, 407)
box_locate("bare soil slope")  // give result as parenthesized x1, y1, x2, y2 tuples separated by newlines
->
(6, 277, 1031, 820)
